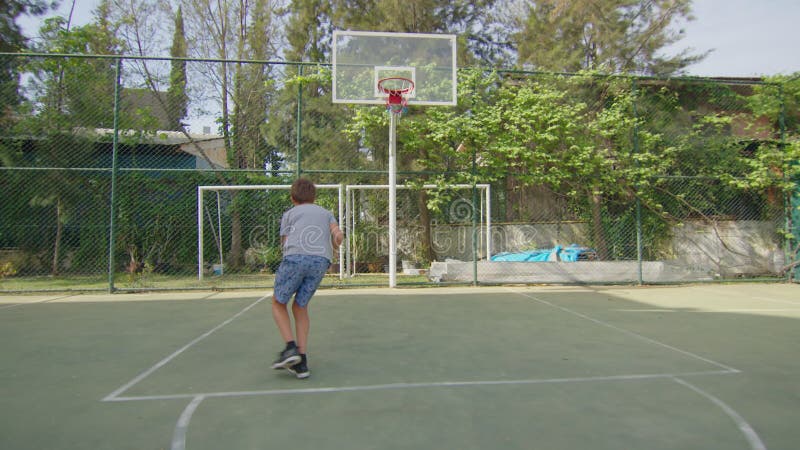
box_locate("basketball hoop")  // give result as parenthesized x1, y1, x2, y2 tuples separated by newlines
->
(377, 77, 414, 115)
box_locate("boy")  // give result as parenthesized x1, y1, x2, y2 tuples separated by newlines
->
(270, 178, 343, 379)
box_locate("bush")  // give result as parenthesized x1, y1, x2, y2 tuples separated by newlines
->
(245, 246, 283, 273)
(0, 262, 17, 279)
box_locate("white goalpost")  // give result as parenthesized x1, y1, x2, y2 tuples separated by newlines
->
(197, 184, 344, 280)
(197, 183, 490, 286)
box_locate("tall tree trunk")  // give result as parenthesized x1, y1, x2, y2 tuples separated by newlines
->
(221, 54, 243, 268)
(226, 61, 244, 269)
(228, 208, 243, 269)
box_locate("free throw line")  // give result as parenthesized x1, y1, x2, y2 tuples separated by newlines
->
(102, 295, 267, 401)
(106, 369, 737, 402)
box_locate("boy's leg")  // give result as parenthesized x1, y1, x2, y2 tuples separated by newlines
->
(291, 257, 329, 353)
(272, 255, 303, 346)
(270, 296, 301, 369)
(271, 296, 295, 343)
(291, 301, 310, 354)
(286, 256, 329, 379)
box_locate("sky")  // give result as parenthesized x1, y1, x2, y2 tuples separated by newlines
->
(16, 0, 800, 78)
(663, 0, 800, 77)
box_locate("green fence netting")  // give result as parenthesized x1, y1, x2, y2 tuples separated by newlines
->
(1, 54, 798, 291)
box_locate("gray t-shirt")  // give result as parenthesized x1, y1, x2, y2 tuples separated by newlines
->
(280, 203, 337, 261)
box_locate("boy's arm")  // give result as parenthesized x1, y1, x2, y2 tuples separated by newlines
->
(330, 222, 344, 251)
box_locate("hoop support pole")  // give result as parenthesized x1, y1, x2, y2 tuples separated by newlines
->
(197, 186, 204, 280)
(389, 112, 398, 288)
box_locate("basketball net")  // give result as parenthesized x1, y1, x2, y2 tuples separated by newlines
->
(378, 77, 414, 115)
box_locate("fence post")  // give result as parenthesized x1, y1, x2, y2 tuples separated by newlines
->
(472, 145, 479, 286)
(295, 64, 303, 178)
(107, 57, 123, 293)
(778, 83, 789, 280)
(631, 78, 643, 285)
(779, 82, 799, 281)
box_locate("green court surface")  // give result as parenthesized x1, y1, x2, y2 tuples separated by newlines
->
(1, 284, 798, 450)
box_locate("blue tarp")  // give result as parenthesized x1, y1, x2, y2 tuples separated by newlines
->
(491, 244, 596, 262)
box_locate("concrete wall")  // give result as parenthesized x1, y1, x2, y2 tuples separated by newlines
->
(671, 220, 784, 277)
(411, 220, 785, 282)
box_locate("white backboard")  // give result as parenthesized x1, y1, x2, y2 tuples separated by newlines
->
(332, 31, 457, 106)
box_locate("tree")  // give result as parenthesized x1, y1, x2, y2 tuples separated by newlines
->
(263, 0, 371, 181)
(388, 69, 681, 259)
(102, 0, 175, 130)
(183, 0, 283, 268)
(331, 0, 506, 65)
(20, 16, 122, 274)
(513, 0, 705, 75)
(231, 0, 280, 169)
(167, 6, 188, 130)
(321, 0, 508, 262)
(285, 0, 332, 63)
(29, 16, 121, 127)
(1, 0, 56, 123)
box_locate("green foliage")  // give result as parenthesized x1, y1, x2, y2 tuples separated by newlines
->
(245, 246, 283, 273)
(345, 68, 796, 259)
(265, 65, 371, 179)
(284, 0, 333, 63)
(335, 0, 507, 64)
(2, 40, 797, 282)
(514, 0, 702, 76)
(115, 172, 207, 274)
(351, 221, 383, 264)
(0, 262, 17, 279)
(26, 18, 122, 130)
(167, 6, 188, 131)
(1, 0, 54, 114)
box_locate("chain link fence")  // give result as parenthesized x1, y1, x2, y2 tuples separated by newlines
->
(0, 54, 797, 291)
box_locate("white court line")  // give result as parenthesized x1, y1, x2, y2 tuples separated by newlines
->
(0, 294, 77, 309)
(102, 295, 267, 401)
(91, 288, 743, 450)
(162, 371, 739, 450)
(615, 309, 800, 313)
(96, 288, 745, 449)
(509, 289, 741, 373)
(106, 369, 737, 402)
(171, 395, 205, 450)
(673, 377, 767, 450)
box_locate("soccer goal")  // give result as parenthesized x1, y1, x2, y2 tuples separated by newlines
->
(344, 184, 491, 282)
(197, 184, 344, 280)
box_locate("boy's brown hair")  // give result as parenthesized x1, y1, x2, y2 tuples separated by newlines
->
(290, 178, 316, 204)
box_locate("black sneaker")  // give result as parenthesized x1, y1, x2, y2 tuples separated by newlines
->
(286, 361, 310, 379)
(271, 346, 300, 370)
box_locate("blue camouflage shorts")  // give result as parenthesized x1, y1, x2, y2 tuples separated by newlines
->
(273, 254, 330, 307)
